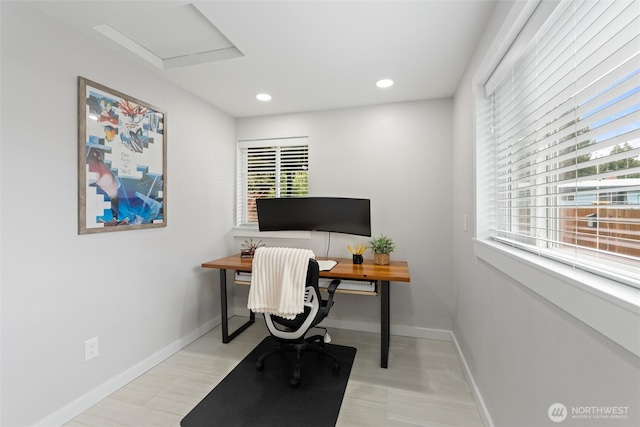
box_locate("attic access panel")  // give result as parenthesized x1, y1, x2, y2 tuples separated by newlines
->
(93, 3, 243, 69)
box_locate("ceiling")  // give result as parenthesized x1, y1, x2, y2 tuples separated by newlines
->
(28, 1, 496, 118)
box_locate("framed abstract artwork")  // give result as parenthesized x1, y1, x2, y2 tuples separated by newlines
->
(78, 77, 166, 234)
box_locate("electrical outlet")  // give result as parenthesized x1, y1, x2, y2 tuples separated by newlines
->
(85, 337, 99, 361)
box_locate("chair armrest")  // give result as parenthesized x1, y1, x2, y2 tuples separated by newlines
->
(321, 279, 340, 317)
(327, 279, 341, 295)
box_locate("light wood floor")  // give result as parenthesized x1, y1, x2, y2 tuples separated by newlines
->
(65, 318, 483, 427)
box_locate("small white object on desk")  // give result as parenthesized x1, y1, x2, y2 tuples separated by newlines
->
(317, 260, 337, 271)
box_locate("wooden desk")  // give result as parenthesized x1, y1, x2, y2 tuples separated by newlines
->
(202, 254, 411, 368)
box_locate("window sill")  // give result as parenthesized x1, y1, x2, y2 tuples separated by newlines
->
(473, 239, 640, 357)
(232, 226, 311, 240)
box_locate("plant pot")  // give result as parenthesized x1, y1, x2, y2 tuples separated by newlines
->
(373, 253, 390, 265)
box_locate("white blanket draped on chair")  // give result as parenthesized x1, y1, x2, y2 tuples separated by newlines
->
(247, 247, 315, 320)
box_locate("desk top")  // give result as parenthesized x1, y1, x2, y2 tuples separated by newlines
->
(202, 254, 410, 282)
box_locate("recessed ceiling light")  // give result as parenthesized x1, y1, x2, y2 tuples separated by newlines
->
(256, 93, 272, 101)
(376, 79, 394, 88)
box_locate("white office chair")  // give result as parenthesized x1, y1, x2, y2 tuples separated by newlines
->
(254, 257, 341, 388)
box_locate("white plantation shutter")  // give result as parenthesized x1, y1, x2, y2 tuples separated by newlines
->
(237, 137, 309, 226)
(480, 0, 640, 287)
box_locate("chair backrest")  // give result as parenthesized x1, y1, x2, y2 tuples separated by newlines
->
(248, 247, 315, 318)
(264, 258, 324, 340)
(305, 258, 320, 293)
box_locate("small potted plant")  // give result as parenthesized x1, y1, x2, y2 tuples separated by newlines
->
(240, 238, 264, 258)
(369, 234, 395, 265)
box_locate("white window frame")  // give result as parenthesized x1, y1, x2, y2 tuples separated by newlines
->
(473, 0, 640, 357)
(235, 136, 309, 231)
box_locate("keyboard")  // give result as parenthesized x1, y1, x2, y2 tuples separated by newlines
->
(235, 271, 375, 292)
(319, 278, 376, 292)
(235, 271, 252, 282)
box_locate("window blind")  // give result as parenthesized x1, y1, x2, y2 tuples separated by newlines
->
(237, 138, 309, 225)
(483, 0, 640, 287)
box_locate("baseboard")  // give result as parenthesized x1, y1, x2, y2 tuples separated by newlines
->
(450, 332, 494, 427)
(33, 317, 220, 427)
(391, 323, 452, 341)
(321, 317, 453, 342)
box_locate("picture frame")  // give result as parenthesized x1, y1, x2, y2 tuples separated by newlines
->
(78, 76, 167, 234)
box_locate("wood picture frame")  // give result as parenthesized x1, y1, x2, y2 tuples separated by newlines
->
(78, 77, 166, 234)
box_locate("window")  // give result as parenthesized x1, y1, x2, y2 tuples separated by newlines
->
(477, 0, 640, 288)
(237, 137, 309, 226)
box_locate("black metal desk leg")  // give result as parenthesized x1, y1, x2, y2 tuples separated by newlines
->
(381, 280, 390, 368)
(220, 269, 230, 343)
(219, 268, 255, 343)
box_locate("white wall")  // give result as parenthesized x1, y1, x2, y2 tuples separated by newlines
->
(0, 2, 236, 425)
(452, 2, 640, 426)
(234, 101, 454, 335)
(7, 2, 634, 426)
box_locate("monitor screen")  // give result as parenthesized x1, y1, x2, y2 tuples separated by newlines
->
(256, 197, 371, 236)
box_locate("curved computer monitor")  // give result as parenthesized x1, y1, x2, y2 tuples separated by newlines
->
(256, 197, 371, 237)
